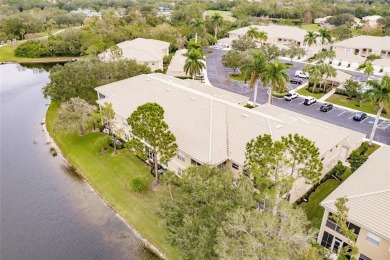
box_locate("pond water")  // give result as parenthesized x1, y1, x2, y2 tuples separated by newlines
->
(0, 63, 158, 260)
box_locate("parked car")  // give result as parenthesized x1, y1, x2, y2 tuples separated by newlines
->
(353, 112, 367, 121)
(303, 96, 316, 106)
(0, 41, 4, 45)
(284, 93, 298, 101)
(295, 70, 309, 79)
(290, 77, 303, 84)
(320, 103, 333, 112)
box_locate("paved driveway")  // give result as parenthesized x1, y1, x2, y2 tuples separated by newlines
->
(205, 48, 390, 145)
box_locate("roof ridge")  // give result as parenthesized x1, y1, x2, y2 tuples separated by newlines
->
(322, 189, 390, 204)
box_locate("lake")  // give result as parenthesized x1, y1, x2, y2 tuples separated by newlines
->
(0, 63, 157, 260)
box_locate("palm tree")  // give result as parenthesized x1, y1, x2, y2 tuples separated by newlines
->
(183, 49, 206, 79)
(320, 64, 337, 91)
(364, 62, 374, 80)
(210, 13, 223, 39)
(364, 76, 390, 145)
(240, 51, 268, 107)
(187, 40, 202, 53)
(246, 27, 267, 45)
(262, 61, 290, 104)
(303, 64, 323, 92)
(190, 18, 204, 43)
(318, 28, 332, 45)
(304, 31, 318, 52)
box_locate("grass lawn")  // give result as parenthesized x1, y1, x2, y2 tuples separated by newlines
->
(46, 103, 181, 259)
(33, 27, 67, 38)
(326, 94, 390, 119)
(228, 73, 245, 82)
(299, 179, 340, 230)
(0, 44, 79, 63)
(204, 10, 236, 22)
(297, 87, 326, 99)
(299, 24, 320, 31)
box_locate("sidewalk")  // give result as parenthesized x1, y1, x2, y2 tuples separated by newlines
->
(318, 88, 336, 102)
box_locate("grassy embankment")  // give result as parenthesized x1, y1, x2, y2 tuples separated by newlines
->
(326, 94, 390, 119)
(46, 102, 181, 259)
(204, 10, 236, 22)
(299, 24, 320, 31)
(228, 73, 245, 82)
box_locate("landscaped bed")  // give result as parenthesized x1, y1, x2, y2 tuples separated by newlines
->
(326, 93, 390, 119)
(46, 102, 181, 259)
(228, 73, 245, 82)
(297, 87, 326, 99)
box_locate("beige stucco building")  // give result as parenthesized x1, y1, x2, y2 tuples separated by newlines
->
(166, 49, 187, 77)
(98, 38, 170, 71)
(318, 145, 390, 260)
(95, 73, 365, 202)
(332, 36, 390, 59)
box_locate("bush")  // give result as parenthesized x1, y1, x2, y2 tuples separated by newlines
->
(272, 92, 289, 98)
(357, 63, 366, 70)
(130, 177, 148, 192)
(95, 135, 111, 152)
(348, 151, 367, 172)
(335, 88, 347, 95)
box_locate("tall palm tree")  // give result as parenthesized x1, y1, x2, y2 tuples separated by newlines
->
(320, 64, 337, 91)
(210, 13, 223, 39)
(303, 64, 323, 92)
(318, 28, 332, 45)
(190, 18, 204, 43)
(304, 31, 318, 51)
(183, 49, 206, 79)
(262, 61, 290, 104)
(364, 76, 390, 145)
(240, 51, 268, 107)
(187, 40, 202, 53)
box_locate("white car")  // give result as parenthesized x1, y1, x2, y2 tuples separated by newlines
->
(284, 93, 298, 101)
(295, 70, 309, 79)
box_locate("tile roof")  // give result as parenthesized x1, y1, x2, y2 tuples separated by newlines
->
(372, 58, 390, 67)
(321, 146, 390, 241)
(333, 36, 390, 51)
(98, 38, 170, 62)
(166, 49, 187, 77)
(334, 52, 366, 63)
(229, 25, 307, 43)
(95, 74, 364, 166)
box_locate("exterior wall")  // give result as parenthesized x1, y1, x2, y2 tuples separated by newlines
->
(143, 60, 163, 71)
(318, 209, 390, 260)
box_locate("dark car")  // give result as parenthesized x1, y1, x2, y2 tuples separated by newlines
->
(320, 103, 333, 112)
(353, 112, 367, 121)
(290, 77, 303, 84)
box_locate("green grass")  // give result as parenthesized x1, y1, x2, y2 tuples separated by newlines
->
(299, 179, 340, 230)
(204, 10, 236, 22)
(0, 43, 79, 63)
(228, 73, 245, 82)
(33, 27, 66, 38)
(326, 94, 390, 119)
(297, 87, 326, 99)
(46, 103, 181, 259)
(299, 24, 320, 31)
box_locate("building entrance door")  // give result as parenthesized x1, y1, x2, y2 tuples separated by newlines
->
(331, 237, 343, 253)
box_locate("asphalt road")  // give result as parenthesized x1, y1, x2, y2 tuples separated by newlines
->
(205, 48, 390, 145)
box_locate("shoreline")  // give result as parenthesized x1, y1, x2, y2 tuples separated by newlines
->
(42, 112, 168, 260)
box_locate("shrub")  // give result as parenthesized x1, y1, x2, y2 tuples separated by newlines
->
(335, 88, 347, 95)
(348, 151, 367, 172)
(95, 135, 111, 152)
(49, 147, 58, 157)
(357, 63, 366, 70)
(272, 92, 289, 98)
(130, 177, 148, 192)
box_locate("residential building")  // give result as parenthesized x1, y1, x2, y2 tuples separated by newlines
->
(323, 70, 352, 88)
(228, 25, 309, 48)
(318, 146, 390, 260)
(70, 8, 102, 18)
(362, 15, 383, 27)
(95, 73, 365, 202)
(314, 16, 333, 26)
(372, 59, 390, 74)
(98, 38, 170, 71)
(166, 49, 187, 77)
(325, 53, 366, 70)
(332, 36, 390, 59)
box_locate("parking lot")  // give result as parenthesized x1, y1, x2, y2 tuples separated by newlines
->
(205, 48, 390, 145)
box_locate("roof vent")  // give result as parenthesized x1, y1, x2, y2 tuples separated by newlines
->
(190, 97, 197, 100)
(166, 88, 171, 91)
(276, 125, 282, 129)
(146, 78, 150, 81)
(241, 113, 249, 117)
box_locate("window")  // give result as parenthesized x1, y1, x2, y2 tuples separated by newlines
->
(366, 232, 381, 246)
(98, 93, 106, 99)
(326, 213, 360, 237)
(321, 157, 325, 161)
(321, 231, 334, 249)
(177, 150, 185, 161)
(232, 163, 239, 170)
(191, 159, 201, 166)
(123, 120, 128, 127)
(124, 133, 129, 141)
(359, 254, 371, 260)
(346, 48, 351, 53)
(177, 168, 183, 176)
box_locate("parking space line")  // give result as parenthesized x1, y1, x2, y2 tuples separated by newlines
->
(338, 111, 346, 116)
(360, 117, 369, 123)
